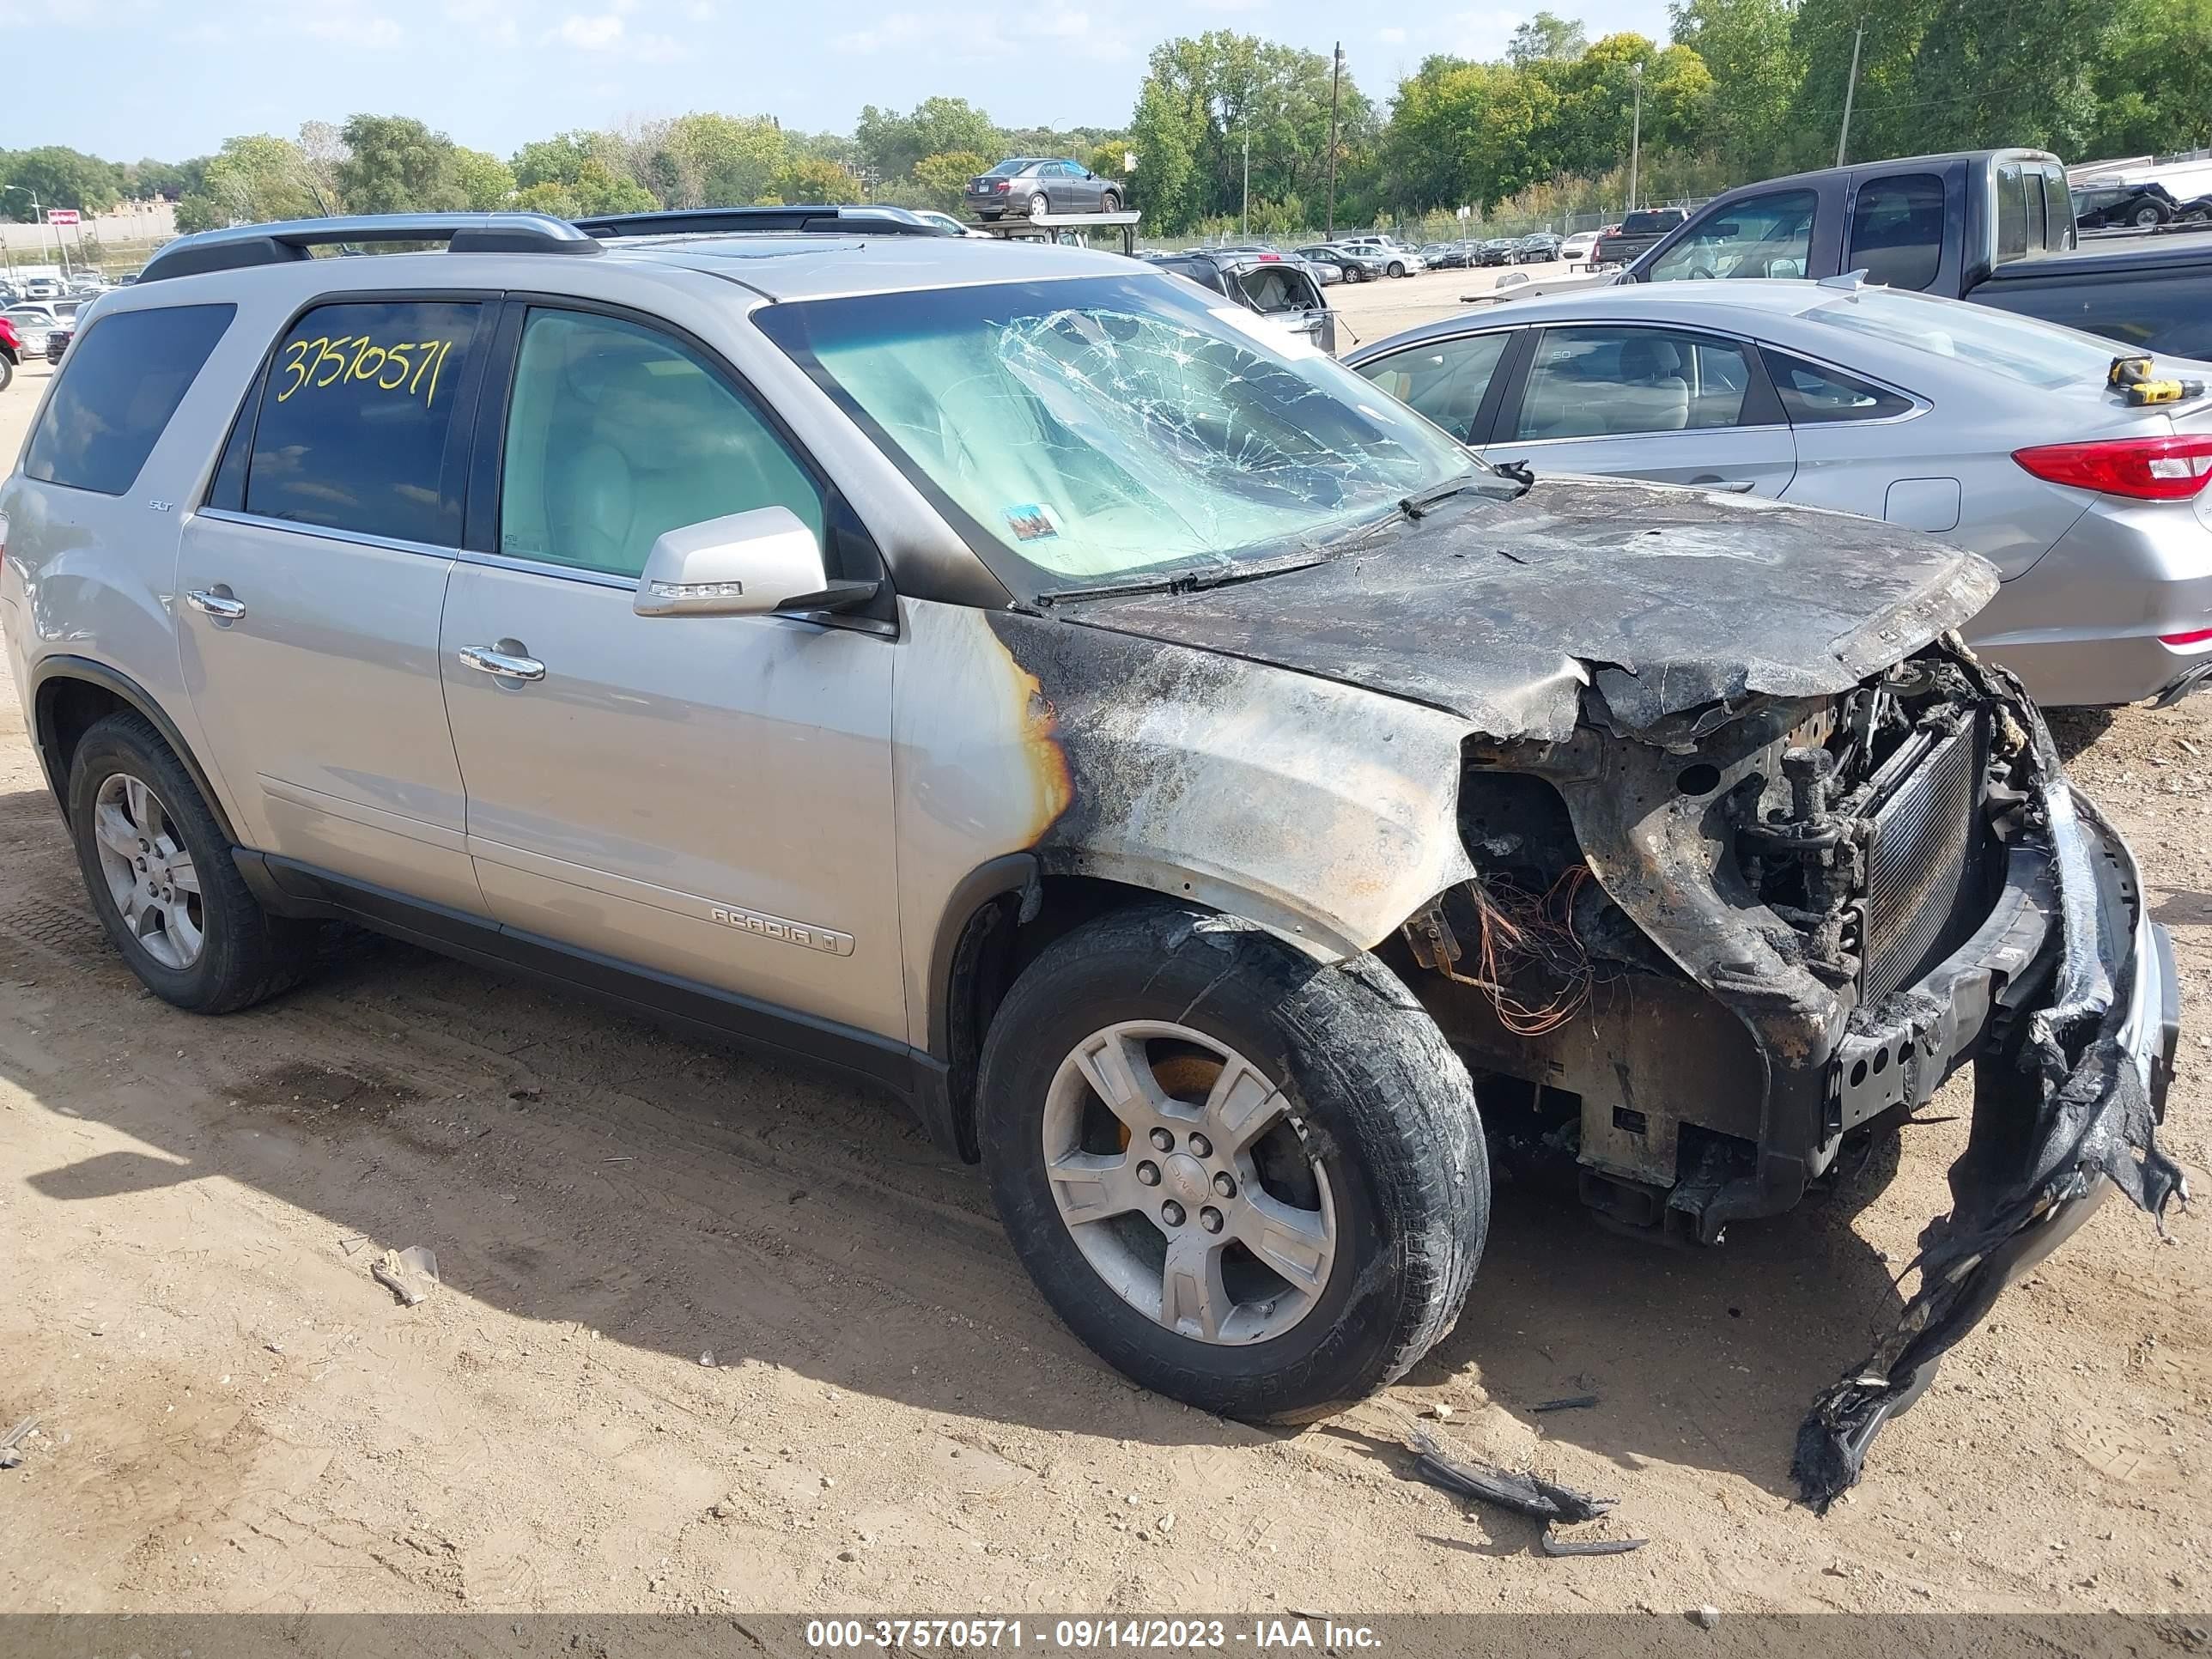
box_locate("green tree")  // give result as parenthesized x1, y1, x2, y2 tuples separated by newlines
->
(511, 131, 656, 215)
(911, 149, 990, 211)
(1509, 10, 1589, 64)
(335, 114, 466, 213)
(2087, 0, 2212, 157)
(175, 133, 322, 230)
(768, 155, 860, 204)
(0, 146, 125, 218)
(125, 156, 206, 201)
(1668, 0, 1801, 173)
(854, 97, 999, 184)
(451, 148, 515, 210)
(664, 112, 789, 205)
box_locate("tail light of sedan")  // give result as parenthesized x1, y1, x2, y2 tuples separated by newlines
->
(2012, 433, 2212, 501)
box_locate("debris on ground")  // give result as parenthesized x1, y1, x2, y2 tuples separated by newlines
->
(0, 1416, 37, 1469)
(1692, 1605, 1721, 1630)
(337, 1234, 371, 1256)
(1408, 1429, 1649, 1554)
(1532, 1394, 1600, 1413)
(370, 1245, 440, 1307)
(1424, 1401, 1454, 1421)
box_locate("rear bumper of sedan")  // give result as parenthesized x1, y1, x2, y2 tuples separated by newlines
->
(1968, 498, 2212, 707)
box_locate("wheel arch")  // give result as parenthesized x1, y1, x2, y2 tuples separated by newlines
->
(30, 656, 240, 844)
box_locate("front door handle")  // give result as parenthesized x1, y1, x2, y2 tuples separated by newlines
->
(457, 642, 546, 683)
(1686, 475, 1759, 494)
(185, 587, 246, 621)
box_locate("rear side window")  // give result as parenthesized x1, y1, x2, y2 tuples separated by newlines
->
(1995, 163, 2030, 263)
(1763, 349, 1914, 424)
(242, 300, 482, 546)
(1848, 174, 1943, 292)
(24, 303, 234, 495)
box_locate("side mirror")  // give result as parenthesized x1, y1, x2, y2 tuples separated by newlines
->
(634, 506, 828, 618)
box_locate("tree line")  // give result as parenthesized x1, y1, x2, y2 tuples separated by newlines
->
(3, 1, 2207, 240)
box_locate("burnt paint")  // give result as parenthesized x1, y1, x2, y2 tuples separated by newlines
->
(1047, 477, 1999, 743)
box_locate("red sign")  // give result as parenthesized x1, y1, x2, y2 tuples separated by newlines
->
(45, 208, 80, 226)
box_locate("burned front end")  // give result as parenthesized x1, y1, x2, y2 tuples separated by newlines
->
(1396, 638, 2185, 1507)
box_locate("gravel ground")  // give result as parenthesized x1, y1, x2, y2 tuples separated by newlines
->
(0, 326, 2205, 1618)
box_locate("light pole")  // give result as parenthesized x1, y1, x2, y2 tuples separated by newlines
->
(1836, 19, 1866, 167)
(1325, 40, 1343, 240)
(1626, 60, 1644, 214)
(1241, 129, 1250, 239)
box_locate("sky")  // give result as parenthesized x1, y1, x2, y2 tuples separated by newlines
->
(1, 0, 1676, 162)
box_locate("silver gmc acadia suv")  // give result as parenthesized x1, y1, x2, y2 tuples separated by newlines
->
(0, 209, 2184, 1506)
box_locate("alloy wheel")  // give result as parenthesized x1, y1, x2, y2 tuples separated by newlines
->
(1040, 1020, 1337, 1345)
(90, 773, 204, 970)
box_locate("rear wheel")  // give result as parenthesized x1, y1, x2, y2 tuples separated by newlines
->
(1388, 259, 1407, 278)
(0, 354, 13, 392)
(978, 905, 1488, 1423)
(1028, 191, 1049, 217)
(66, 711, 319, 1012)
(2133, 203, 2166, 228)
(1100, 190, 1121, 214)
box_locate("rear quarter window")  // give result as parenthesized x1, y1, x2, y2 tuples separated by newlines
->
(24, 303, 234, 495)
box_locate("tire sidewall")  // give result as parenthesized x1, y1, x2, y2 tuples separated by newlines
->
(67, 720, 236, 1008)
(979, 910, 1483, 1418)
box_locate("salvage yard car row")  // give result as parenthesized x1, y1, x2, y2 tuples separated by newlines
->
(0, 198, 2189, 1517)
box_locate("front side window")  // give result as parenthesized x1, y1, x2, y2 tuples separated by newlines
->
(1847, 173, 1943, 292)
(1513, 326, 1755, 439)
(499, 309, 823, 580)
(25, 303, 234, 495)
(1357, 331, 1513, 441)
(243, 300, 481, 545)
(1645, 190, 1816, 282)
(1763, 349, 1914, 424)
(757, 273, 1481, 593)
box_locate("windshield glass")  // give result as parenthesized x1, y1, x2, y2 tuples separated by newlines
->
(1804, 288, 2120, 389)
(760, 273, 1480, 595)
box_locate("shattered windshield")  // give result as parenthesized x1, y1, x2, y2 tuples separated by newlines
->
(757, 274, 1483, 594)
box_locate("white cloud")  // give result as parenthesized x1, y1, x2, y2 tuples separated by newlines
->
(832, 5, 1121, 62)
(550, 10, 625, 47)
(298, 0, 404, 47)
(445, 0, 520, 46)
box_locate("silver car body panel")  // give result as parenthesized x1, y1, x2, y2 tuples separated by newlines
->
(1346, 281, 2212, 706)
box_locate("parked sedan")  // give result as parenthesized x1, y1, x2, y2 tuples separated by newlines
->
(1472, 237, 1519, 267)
(1295, 245, 1384, 282)
(2, 305, 60, 360)
(1559, 231, 1599, 264)
(1513, 232, 1564, 264)
(964, 158, 1122, 221)
(44, 319, 72, 362)
(2072, 180, 2212, 231)
(1346, 279, 2212, 708)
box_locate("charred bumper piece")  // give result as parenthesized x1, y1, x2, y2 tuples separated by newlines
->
(1408, 643, 2185, 1507)
(1791, 713, 2185, 1509)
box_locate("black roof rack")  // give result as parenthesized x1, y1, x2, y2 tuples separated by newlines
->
(572, 205, 944, 239)
(138, 213, 603, 283)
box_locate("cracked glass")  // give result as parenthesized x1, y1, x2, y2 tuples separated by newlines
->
(759, 275, 1480, 593)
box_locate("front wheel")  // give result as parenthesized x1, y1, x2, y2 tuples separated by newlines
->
(978, 905, 1488, 1423)
(2133, 204, 2166, 228)
(1388, 260, 1407, 277)
(1100, 190, 1121, 214)
(0, 354, 13, 393)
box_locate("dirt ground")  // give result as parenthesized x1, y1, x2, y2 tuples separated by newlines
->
(0, 325, 2207, 1620)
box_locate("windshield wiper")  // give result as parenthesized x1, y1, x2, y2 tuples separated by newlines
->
(1033, 551, 1331, 606)
(1401, 465, 1534, 521)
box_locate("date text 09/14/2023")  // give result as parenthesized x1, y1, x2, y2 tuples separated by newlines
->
(805, 1620, 1385, 1651)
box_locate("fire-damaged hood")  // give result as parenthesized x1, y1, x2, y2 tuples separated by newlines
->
(1054, 477, 2000, 742)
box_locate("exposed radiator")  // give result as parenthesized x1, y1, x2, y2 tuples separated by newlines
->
(1861, 718, 1982, 1005)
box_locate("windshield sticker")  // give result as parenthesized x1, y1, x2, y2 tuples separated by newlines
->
(1005, 503, 1061, 541)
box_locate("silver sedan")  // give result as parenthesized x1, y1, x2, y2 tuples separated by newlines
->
(1346, 279, 2212, 708)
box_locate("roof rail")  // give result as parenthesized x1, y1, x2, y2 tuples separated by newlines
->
(137, 213, 603, 284)
(572, 205, 944, 239)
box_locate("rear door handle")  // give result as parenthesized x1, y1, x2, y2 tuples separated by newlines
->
(185, 587, 246, 621)
(457, 643, 546, 683)
(1686, 476, 1759, 494)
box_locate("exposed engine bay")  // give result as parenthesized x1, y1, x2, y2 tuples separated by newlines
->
(1391, 637, 2185, 1508)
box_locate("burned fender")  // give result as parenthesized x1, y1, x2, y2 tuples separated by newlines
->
(984, 609, 1479, 954)
(889, 601, 1477, 1050)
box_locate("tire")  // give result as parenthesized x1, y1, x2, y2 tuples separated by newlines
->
(1028, 191, 1049, 217)
(977, 904, 1488, 1423)
(1100, 190, 1121, 214)
(2133, 203, 2166, 228)
(0, 354, 13, 393)
(1388, 260, 1407, 278)
(66, 710, 319, 1013)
